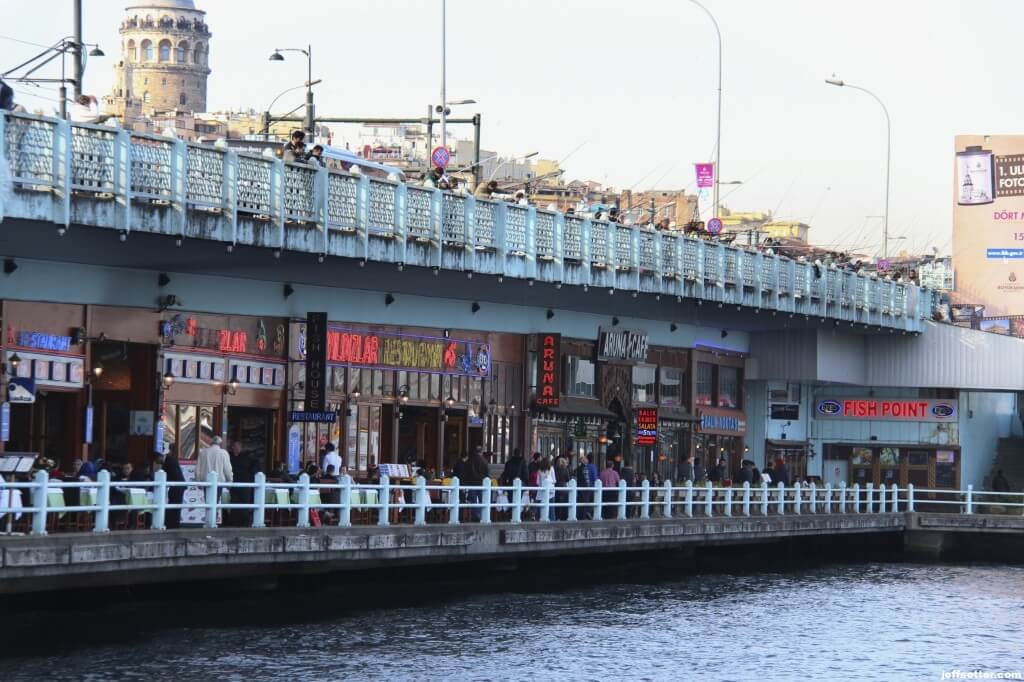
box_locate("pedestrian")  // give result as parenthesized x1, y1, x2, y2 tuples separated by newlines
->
(992, 469, 1011, 492)
(751, 462, 762, 484)
(69, 94, 112, 124)
(714, 457, 729, 484)
(693, 456, 706, 482)
(774, 458, 790, 487)
(763, 459, 775, 485)
(321, 443, 342, 480)
(576, 454, 594, 519)
(76, 458, 97, 481)
(155, 451, 185, 529)
(475, 179, 498, 199)
(501, 447, 529, 486)
(282, 130, 306, 163)
(307, 144, 325, 167)
(230, 440, 259, 526)
(678, 455, 695, 483)
(528, 452, 541, 479)
(462, 446, 489, 522)
(599, 459, 620, 519)
(554, 457, 571, 520)
(453, 450, 470, 483)
(736, 460, 755, 486)
(534, 457, 556, 520)
(196, 436, 233, 524)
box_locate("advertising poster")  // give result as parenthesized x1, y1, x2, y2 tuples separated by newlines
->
(179, 462, 206, 525)
(953, 135, 1024, 315)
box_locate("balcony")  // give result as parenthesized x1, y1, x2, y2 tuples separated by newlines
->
(0, 112, 940, 332)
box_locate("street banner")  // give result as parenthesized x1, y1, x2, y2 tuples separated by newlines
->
(695, 163, 714, 189)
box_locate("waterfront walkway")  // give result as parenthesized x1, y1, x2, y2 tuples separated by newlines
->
(1, 474, 1022, 594)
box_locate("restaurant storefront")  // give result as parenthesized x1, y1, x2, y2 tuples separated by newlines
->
(692, 348, 747, 476)
(1, 301, 88, 469)
(158, 312, 289, 471)
(290, 320, 518, 476)
(815, 395, 961, 491)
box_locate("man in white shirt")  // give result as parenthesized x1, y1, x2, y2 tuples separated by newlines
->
(322, 443, 342, 479)
(68, 95, 112, 125)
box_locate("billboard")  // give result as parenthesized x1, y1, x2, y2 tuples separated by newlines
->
(953, 135, 1024, 315)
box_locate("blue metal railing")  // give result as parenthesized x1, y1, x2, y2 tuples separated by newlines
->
(0, 112, 941, 331)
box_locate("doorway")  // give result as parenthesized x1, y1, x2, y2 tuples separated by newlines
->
(7, 390, 78, 466)
(227, 407, 277, 471)
(398, 406, 439, 471)
(444, 412, 467, 469)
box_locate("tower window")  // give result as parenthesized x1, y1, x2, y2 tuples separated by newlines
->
(143, 77, 148, 85)
(141, 39, 153, 61)
(126, 39, 137, 62)
(159, 40, 171, 62)
(161, 78, 166, 85)
(179, 93, 187, 106)
(177, 41, 189, 64)
(143, 91, 151, 103)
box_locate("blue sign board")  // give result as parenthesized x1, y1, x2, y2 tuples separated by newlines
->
(289, 410, 337, 423)
(7, 377, 35, 403)
(987, 248, 1024, 259)
(85, 406, 94, 445)
(1, 402, 9, 442)
(287, 428, 301, 474)
(16, 331, 72, 352)
(699, 412, 745, 434)
(431, 145, 451, 169)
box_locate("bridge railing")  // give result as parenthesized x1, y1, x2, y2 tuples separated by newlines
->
(4, 472, 1014, 536)
(0, 112, 942, 331)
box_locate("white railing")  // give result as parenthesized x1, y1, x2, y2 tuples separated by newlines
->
(0, 111, 942, 331)
(2, 472, 1013, 536)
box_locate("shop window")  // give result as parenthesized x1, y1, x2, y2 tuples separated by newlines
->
(880, 447, 899, 487)
(695, 362, 713, 406)
(632, 364, 656, 404)
(659, 367, 684, 406)
(718, 366, 739, 408)
(851, 447, 873, 485)
(936, 450, 957, 488)
(565, 355, 595, 398)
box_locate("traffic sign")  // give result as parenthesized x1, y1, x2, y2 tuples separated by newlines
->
(707, 217, 723, 235)
(431, 145, 451, 169)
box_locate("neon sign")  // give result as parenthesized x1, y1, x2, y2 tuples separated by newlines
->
(816, 398, 958, 422)
(536, 334, 561, 407)
(297, 327, 490, 377)
(14, 331, 72, 352)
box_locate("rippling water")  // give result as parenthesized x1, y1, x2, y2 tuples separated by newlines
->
(2, 563, 1022, 681)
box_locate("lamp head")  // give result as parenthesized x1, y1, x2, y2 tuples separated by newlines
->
(825, 77, 844, 87)
(88, 45, 105, 57)
(162, 370, 175, 388)
(269, 51, 285, 62)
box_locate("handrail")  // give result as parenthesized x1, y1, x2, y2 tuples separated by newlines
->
(2, 472, 1012, 536)
(0, 111, 942, 330)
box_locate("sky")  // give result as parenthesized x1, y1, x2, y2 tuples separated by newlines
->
(2, 0, 1020, 258)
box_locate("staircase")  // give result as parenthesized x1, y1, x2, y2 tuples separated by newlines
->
(992, 438, 1024, 490)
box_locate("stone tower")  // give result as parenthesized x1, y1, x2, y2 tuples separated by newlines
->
(103, 0, 211, 124)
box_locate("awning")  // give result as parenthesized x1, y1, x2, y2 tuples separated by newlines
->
(766, 440, 809, 449)
(542, 397, 616, 419)
(658, 407, 699, 423)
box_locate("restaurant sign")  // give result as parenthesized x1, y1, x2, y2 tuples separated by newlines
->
(635, 407, 658, 445)
(536, 334, 560, 407)
(160, 314, 286, 357)
(295, 325, 490, 377)
(698, 407, 746, 436)
(815, 398, 959, 423)
(597, 327, 649, 363)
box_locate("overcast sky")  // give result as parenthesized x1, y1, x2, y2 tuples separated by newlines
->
(3, 0, 1018, 257)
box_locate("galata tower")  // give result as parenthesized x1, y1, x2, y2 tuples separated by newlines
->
(103, 0, 211, 124)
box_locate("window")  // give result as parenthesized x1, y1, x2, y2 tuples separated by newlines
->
(659, 367, 684, 406)
(126, 40, 136, 62)
(194, 43, 205, 65)
(718, 366, 739, 408)
(632, 364, 656, 404)
(141, 39, 153, 61)
(161, 78, 166, 86)
(143, 91, 151, 103)
(179, 92, 187, 106)
(565, 355, 595, 398)
(159, 40, 171, 62)
(695, 362, 713, 406)
(177, 41, 189, 63)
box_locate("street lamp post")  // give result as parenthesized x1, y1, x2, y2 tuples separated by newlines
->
(686, 0, 723, 220)
(270, 45, 314, 141)
(440, 0, 447, 150)
(2, 36, 104, 119)
(826, 76, 891, 259)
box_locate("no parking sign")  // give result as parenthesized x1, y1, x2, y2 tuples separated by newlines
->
(431, 146, 451, 169)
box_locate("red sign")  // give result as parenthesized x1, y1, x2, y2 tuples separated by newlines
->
(535, 334, 560, 407)
(635, 407, 658, 445)
(431, 146, 451, 169)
